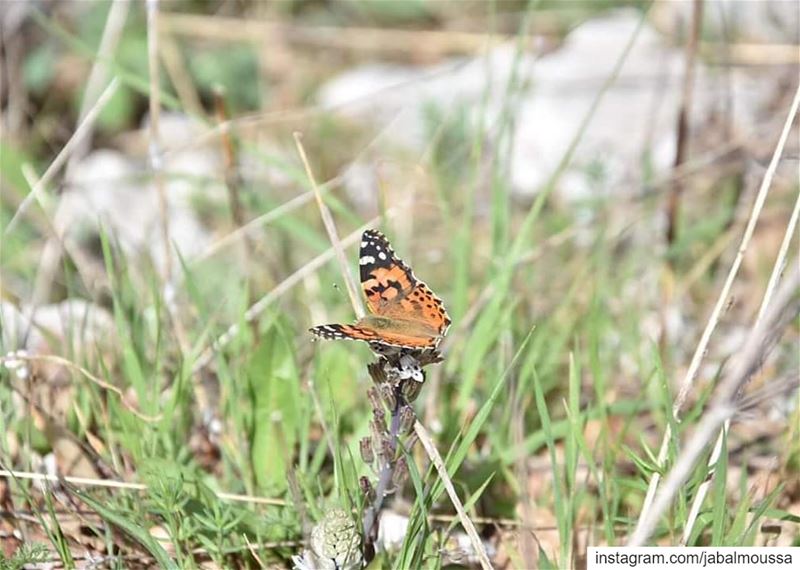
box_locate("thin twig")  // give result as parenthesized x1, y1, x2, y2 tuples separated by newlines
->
(294, 132, 364, 319)
(636, 81, 800, 524)
(415, 421, 493, 570)
(629, 267, 800, 546)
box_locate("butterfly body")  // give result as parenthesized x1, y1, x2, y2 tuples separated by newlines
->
(310, 230, 450, 351)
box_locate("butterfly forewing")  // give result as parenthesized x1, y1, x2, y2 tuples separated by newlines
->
(359, 229, 418, 313)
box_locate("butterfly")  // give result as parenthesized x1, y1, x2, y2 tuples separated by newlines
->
(309, 229, 450, 352)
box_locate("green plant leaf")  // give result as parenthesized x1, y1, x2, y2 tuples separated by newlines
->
(76, 489, 178, 569)
(249, 319, 302, 491)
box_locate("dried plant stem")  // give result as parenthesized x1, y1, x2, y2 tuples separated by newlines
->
(17, 166, 106, 292)
(161, 13, 501, 56)
(146, 0, 172, 281)
(1, 353, 161, 423)
(665, 0, 704, 249)
(17, 78, 120, 333)
(363, 395, 403, 554)
(701, 41, 800, 65)
(9, 2, 128, 324)
(159, 31, 204, 117)
(0, 469, 285, 506)
(629, 267, 800, 546)
(415, 421, 493, 570)
(681, 184, 800, 544)
(756, 191, 800, 322)
(64, 0, 130, 177)
(192, 187, 319, 264)
(5, 79, 120, 237)
(637, 81, 800, 525)
(294, 132, 365, 319)
(213, 89, 254, 266)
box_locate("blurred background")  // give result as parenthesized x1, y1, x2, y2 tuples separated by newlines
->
(1, 0, 799, 567)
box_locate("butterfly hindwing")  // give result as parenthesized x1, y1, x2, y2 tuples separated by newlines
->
(386, 281, 451, 337)
(309, 323, 381, 342)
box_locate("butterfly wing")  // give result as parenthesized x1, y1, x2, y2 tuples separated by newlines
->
(359, 229, 417, 313)
(310, 323, 436, 349)
(309, 230, 450, 350)
(359, 229, 450, 341)
(383, 281, 451, 339)
(309, 323, 383, 342)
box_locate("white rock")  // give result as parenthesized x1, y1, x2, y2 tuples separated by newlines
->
(61, 145, 212, 275)
(318, 10, 782, 203)
(0, 299, 114, 358)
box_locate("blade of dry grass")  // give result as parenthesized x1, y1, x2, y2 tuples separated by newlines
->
(190, 187, 319, 264)
(0, 469, 286, 506)
(64, 0, 130, 177)
(701, 41, 800, 65)
(1, 353, 162, 423)
(5, 78, 120, 236)
(160, 13, 502, 56)
(191, 99, 409, 265)
(756, 193, 800, 322)
(158, 29, 204, 118)
(415, 421, 494, 570)
(636, 80, 800, 524)
(16, 164, 108, 293)
(294, 132, 364, 319)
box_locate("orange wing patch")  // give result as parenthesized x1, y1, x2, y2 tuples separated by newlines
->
(384, 282, 450, 335)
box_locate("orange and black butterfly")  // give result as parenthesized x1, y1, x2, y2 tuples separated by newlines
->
(309, 230, 450, 352)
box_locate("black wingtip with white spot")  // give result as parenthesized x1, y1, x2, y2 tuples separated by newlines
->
(358, 229, 416, 284)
